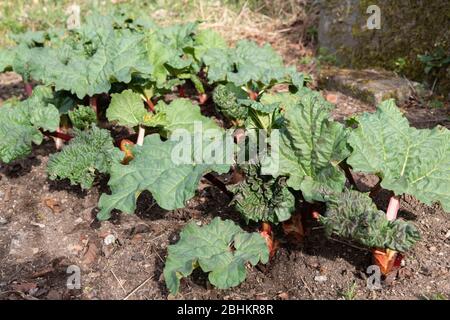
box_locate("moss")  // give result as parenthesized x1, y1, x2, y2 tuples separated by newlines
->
(321, 0, 450, 93)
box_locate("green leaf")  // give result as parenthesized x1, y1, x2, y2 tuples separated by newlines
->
(348, 99, 450, 212)
(155, 98, 223, 135)
(203, 40, 304, 90)
(0, 88, 59, 163)
(228, 165, 295, 223)
(212, 83, 248, 121)
(320, 189, 420, 252)
(0, 48, 14, 72)
(262, 88, 349, 201)
(97, 134, 230, 220)
(106, 89, 148, 127)
(193, 29, 227, 61)
(69, 105, 97, 130)
(47, 126, 123, 189)
(164, 217, 269, 294)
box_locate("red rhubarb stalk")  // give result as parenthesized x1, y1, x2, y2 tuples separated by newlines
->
(44, 131, 73, 141)
(198, 93, 208, 105)
(179, 86, 186, 98)
(89, 96, 98, 119)
(372, 195, 402, 275)
(24, 82, 33, 97)
(145, 97, 155, 113)
(248, 90, 258, 101)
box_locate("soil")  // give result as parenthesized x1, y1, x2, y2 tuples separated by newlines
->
(1, 28, 449, 301)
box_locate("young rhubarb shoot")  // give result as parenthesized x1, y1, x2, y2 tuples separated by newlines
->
(136, 126, 145, 146)
(386, 196, 400, 221)
(24, 82, 33, 97)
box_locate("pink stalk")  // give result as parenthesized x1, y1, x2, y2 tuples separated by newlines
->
(136, 126, 145, 146)
(24, 82, 33, 97)
(89, 96, 98, 119)
(145, 98, 155, 113)
(386, 196, 400, 221)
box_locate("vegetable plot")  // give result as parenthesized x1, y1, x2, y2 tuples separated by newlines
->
(0, 10, 449, 295)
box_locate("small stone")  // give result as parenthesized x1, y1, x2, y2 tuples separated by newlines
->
(104, 234, 116, 245)
(0, 216, 8, 225)
(278, 292, 289, 300)
(314, 275, 328, 282)
(429, 246, 437, 252)
(445, 230, 450, 239)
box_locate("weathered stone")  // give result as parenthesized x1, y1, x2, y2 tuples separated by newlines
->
(319, 67, 423, 105)
(318, 0, 450, 93)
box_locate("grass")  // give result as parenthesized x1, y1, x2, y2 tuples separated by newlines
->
(339, 281, 358, 300)
(0, 0, 302, 47)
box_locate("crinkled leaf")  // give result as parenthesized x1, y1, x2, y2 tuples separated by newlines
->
(164, 217, 269, 294)
(47, 126, 123, 189)
(228, 165, 295, 223)
(97, 134, 230, 220)
(348, 100, 450, 212)
(69, 105, 97, 130)
(212, 83, 248, 121)
(203, 40, 305, 89)
(320, 189, 421, 252)
(0, 88, 59, 163)
(262, 88, 349, 201)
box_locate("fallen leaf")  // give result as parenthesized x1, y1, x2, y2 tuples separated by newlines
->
(44, 198, 61, 214)
(12, 282, 37, 292)
(82, 243, 99, 265)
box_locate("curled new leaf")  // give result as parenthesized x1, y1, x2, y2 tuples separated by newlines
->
(164, 217, 269, 295)
(68, 105, 97, 130)
(348, 99, 450, 212)
(320, 189, 420, 252)
(212, 83, 248, 121)
(228, 165, 295, 224)
(47, 126, 123, 189)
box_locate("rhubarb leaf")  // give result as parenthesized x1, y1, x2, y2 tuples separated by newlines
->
(320, 189, 421, 252)
(262, 88, 349, 201)
(0, 48, 14, 72)
(193, 29, 227, 61)
(228, 165, 295, 223)
(153, 99, 223, 135)
(164, 217, 269, 294)
(348, 100, 450, 212)
(0, 88, 59, 163)
(106, 89, 148, 127)
(47, 126, 123, 189)
(97, 134, 230, 220)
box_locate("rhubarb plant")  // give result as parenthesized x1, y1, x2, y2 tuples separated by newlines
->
(97, 134, 230, 220)
(164, 217, 269, 295)
(262, 88, 350, 202)
(319, 189, 420, 252)
(348, 99, 450, 213)
(47, 126, 123, 189)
